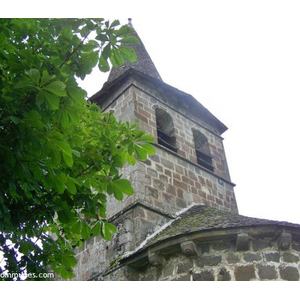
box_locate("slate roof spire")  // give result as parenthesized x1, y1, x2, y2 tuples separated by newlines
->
(106, 18, 162, 83)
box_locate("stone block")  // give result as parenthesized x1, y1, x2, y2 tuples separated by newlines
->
(145, 186, 158, 199)
(217, 268, 231, 281)
(292, 241, 300, 251)
(177, 260, 193, 274)
(257, 265, 278, 280)
(234, 265, 256, 281)
(277, 233, 292, 250)
(236, 233, 250, 251)
(282, 252, 299, 263)
(279, 266, 300, 281)
(212, 241, 232, 252)
(193, 270, 214, 281)
(195, 255, 222, 268)
(180, 241, 199, 257)
(226, 253, 240, 264)
(252, 238, 273, 251)
(162, 264, 174, 278)
(265, 252, 280, 262)
(243, 253, 262, 262)
(148, 252, 164, 267)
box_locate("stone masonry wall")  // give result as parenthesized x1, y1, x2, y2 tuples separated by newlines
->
(102, 78, 237, 220)
(103, 236, 300, 281)
(71, 76, 237, 280)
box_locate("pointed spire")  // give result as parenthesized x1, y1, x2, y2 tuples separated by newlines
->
(106, 19, 162, 84)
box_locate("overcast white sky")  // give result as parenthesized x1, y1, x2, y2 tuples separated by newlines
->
(76, 2, 300, 225)
(5, 1, 300, 225)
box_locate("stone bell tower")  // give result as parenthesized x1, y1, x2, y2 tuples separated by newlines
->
(73, 20, 237, 280)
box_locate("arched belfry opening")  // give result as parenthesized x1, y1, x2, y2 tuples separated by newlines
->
(192, 129, 214, 172)
(155, 108, 177, 152)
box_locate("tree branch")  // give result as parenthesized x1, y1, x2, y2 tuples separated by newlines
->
(58, 25, 98, 69)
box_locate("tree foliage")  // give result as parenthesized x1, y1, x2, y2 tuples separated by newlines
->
(0, 18, 155, 280)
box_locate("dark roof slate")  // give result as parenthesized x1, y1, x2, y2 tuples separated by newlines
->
(147, 205, 300, 246)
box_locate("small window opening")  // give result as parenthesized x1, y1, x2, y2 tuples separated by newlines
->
(193, 130, 214, 172)
(156, 108, 177, 152)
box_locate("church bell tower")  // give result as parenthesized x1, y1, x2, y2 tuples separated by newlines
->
(73, 20, 237, 280)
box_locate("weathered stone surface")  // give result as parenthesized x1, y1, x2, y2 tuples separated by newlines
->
(292, 241, 300, 251)
(148, 253, 164, 267)
(236, 233, 250, 251)
(193, 271, 214, 281)
(265, 252, 280, 262)
(217, 268, 231, 281)
(234, 265, 256, 281)
(279, 266, 300, 281)
(282, 252, 299, 263)
(227, 253, 240, 264)
(177, 261, 193, 274)
(253, 239, 272, 251)
(200, 244, 210, 254)
(195, 255, 222, 268)
(180, 241, 199, 257)
(243, 253, 262, 262)
(212, 242, 231, 252)
(277, 233, 292, 250)
(257, 265, 278, 280)
(162, 264, 174, 278)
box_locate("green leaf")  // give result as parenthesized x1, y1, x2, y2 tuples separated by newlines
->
(101, 221, 117, 240)
(43, 81, 67, 97)
(57, 210, 70, 223)
(9, 116, 21, 124)
(43, 91, 60, 110)
(26, 69, 40, 85)
(142, 143, 156, 155)
(134, 145, 148, 161)
(113, 186, 123, 201)
(65, 178, 77, 194)
(54, 173, 67, 194)
(114, 179, 134, 195)
(25, 110, 44, 130)
(62, 152, 73, 168)
(40, 70, 56, 86)
(61, 253, 77, 268)
(111, 49, 124, 67)
(128, 154, 136, 166)
(60, 111, 70, 130)
(71, 218, 82, 234)
(110, 20, 120, 28)
(138, 134, 154, 143)
(50, 145, 61, 165)
(120, 36, 139, 44)
(91, 221, 101, 236)
(15, 78, 35, 89)
(55, 141, 72, 156)
(81, 220, 91, 240)
(120, 46, 137, 63)
(99, 55, 110, 72)
(106, 222, 117, 234)
(36, 92, 45, 107)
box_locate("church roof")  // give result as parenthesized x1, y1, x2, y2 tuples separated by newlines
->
(106, 20, 162, 83)
(146, 205, 300, 246)
(118, 204, 300, 263)
(101, 204, 300, 274)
